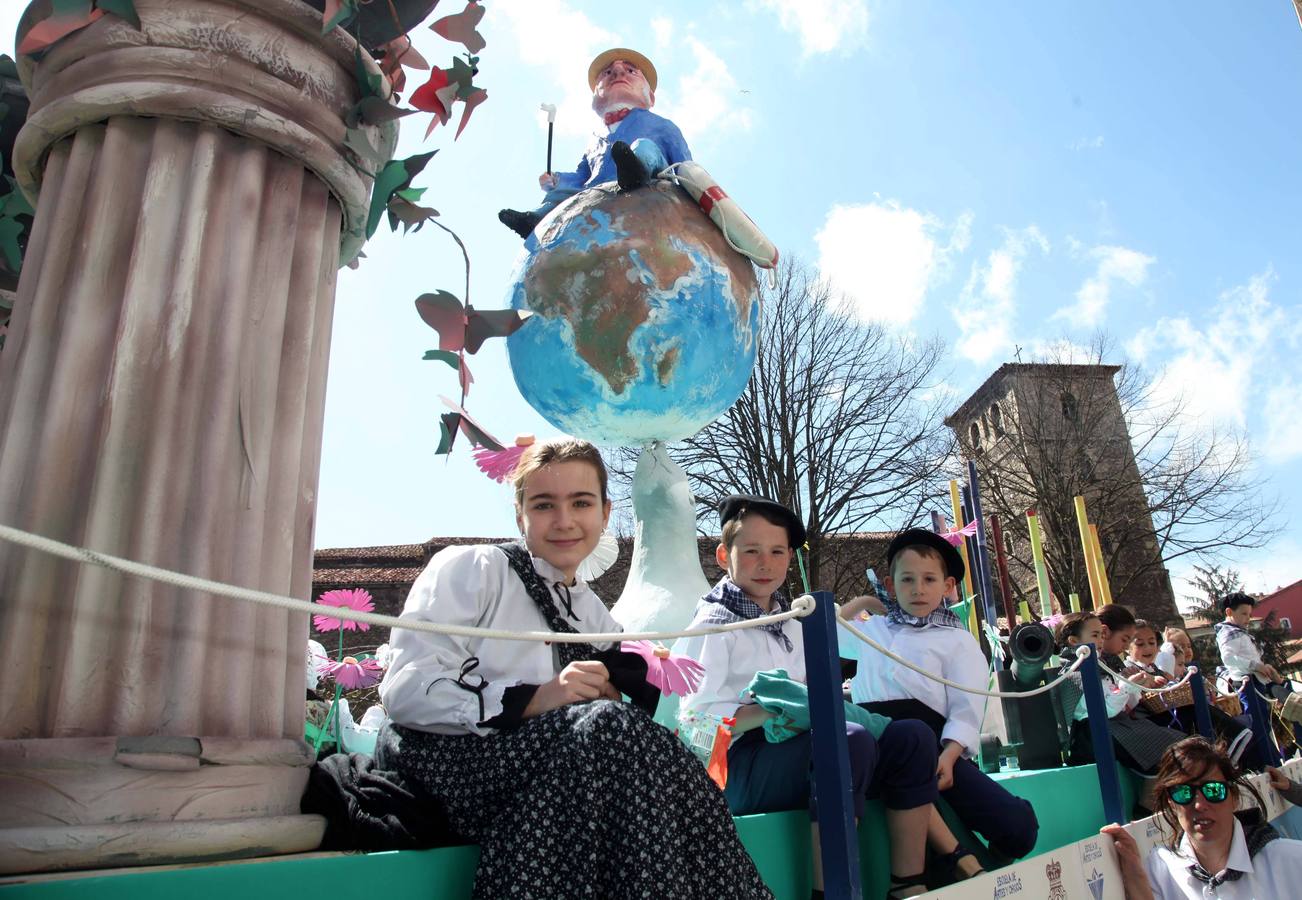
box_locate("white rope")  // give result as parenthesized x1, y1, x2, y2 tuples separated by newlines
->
(837, 617, 1091, 698)
(0, 522, 813, 643)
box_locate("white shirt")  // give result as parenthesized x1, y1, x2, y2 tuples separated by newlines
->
(379, 544, 620, 736)
(1146, 819, 1302, 899)
(680, 609, 806, 720)
(1216, 625, 1264, 681)
(847, 615, 987, 755)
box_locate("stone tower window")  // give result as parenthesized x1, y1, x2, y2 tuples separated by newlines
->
(990, 402, 1005, 435)
(1060, 391, 1079, 421)
(970, 422, 983, 450)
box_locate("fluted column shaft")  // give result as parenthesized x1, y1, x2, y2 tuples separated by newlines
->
(0, 0, 395, 873)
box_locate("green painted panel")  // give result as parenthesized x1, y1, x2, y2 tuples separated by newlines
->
(0, 765, 1140, 900)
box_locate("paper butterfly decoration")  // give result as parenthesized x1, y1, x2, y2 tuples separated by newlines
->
(940, 520, 979, 546)
(472, 434, 534, 482)
(620, 641, 706, 697)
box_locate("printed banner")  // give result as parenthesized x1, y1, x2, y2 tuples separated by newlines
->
(918, 758, 1300, 899)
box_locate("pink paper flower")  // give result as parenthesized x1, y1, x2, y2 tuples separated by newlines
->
(323, 656, 384, 690)
(621, 640, 706, 696)
(313, 588, 375, 632)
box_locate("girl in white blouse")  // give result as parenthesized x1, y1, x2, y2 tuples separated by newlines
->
(376, 439, 771, 899)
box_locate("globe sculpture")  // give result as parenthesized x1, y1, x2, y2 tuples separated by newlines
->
(506, 179, 760, 446)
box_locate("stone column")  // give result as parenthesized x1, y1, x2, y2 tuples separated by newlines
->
(0, 0, 396, 873)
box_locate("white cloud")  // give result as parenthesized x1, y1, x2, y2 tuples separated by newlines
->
(495, 0, 617, 138)
(1053, 244, 1154, 328)
(658, 37, 753, 147)
(651, 17, 674, 50)
(814, 200, 965, 326)
(1127, 269, 1292, 442)
(1069, 135, 1105, 151)
(952, 226, 1050, 364)
(754, 0, 870, 56)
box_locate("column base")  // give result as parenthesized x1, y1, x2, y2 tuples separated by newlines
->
(0, 737, 323, 875)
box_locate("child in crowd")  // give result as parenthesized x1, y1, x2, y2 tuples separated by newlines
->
(840, 529, 1040, 868)
(1216, 591, 1302, 740)
(1154, 626, 1190, 680)
(682, 496, 947, 899)
(1128, 619, 1260, 768)
(1053, 609, 1184, 778)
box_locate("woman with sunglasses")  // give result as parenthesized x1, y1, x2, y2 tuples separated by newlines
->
(1103, 736, 1302, 898)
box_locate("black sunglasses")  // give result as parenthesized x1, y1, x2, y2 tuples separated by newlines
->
(1168, 781, 1229, 805)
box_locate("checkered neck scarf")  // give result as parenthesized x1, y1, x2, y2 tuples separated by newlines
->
(1215, 621, 1251, 642)
(1186, 820, 1279, 886)
(697, 577, 793, 652)
(883, 595, 964, 630)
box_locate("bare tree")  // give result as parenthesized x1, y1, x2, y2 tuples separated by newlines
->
(955, 338, 1281, 624)
(612, 259, 953, 597)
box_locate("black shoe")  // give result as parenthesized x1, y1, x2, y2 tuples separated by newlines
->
(498, 208, 541, 239)
(611, 140, 650, 191)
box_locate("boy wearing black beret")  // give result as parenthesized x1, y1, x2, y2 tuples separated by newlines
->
(840, 528, 1040, 872)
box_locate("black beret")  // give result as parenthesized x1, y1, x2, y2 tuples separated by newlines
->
(886, 527, 965, 581)
(1220, 592, 1256, 613)
(717, 494, 807, 548)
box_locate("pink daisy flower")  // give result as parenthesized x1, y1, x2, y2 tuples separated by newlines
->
(322, 656, 384, 690)
(313, 588, 374, 632)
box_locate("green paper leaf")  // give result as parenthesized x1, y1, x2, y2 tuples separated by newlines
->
(53, 0, 92, 15)
(343, 125, 388, 169)
(365, 150, 437, 239)
(447, 56, 477, 95)
(322, 0, 357, 34)
(365, 160, 407, 239)
(396, 186, 426, 201)
(353, 46, 385, 99)
(95, 0, 140, 28)
(345, 96, 416, 128)
(435, 414, 457, 455)
(0, 218, 24, 273)
(422, 349, 460, 369)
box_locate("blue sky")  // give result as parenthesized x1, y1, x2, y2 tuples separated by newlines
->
(6, 3, 1301, 598)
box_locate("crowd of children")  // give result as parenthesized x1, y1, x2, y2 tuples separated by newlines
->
(374, 440, 1299, 899)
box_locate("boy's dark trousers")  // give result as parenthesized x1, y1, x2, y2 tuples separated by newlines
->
(1237, 678, 1302, 747)
(862, 698, 1039, 860)
(723, 719, 938, 819)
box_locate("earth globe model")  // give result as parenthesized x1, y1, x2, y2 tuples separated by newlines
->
(506, 180, 760, 445)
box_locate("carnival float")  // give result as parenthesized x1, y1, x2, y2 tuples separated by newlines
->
(0, 3, 1298, 899)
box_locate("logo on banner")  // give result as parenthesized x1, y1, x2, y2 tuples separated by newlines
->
(1087, 868, 1105, 900)
(1046, 860, 1067, 900)
(994, 870, 1024, 898)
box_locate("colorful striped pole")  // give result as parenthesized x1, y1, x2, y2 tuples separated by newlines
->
(1074, 495, 1103, 609)
(1069, 592, 1082, 613)
(967, 461, 1000, 632)
(1089, 524, 1113, 605)
(961, 487, 983, 639)
(1026, 508, 1053, 617)
(990, 514, 1017, 627)
(949, 480, 976, 601)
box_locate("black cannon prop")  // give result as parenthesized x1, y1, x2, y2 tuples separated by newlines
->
(997, 621, 1064, 770)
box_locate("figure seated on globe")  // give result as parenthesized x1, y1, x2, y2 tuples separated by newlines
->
(497, 48, 686, 240)
(497, 48, 777, 270)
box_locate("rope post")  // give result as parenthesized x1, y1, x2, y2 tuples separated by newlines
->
(1078, 646, 1126, 825)
(1189, 669, 1214, 741)
(1242, 681, 1284, 768)
(801, 590, 862, 900)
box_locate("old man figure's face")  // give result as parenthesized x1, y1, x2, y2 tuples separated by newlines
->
(592, 59, 653, 113)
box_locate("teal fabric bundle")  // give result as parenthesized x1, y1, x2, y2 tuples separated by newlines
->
(743, 668, 891, 742)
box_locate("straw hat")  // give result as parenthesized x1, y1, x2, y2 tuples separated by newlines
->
(587, 48, 658, 92)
